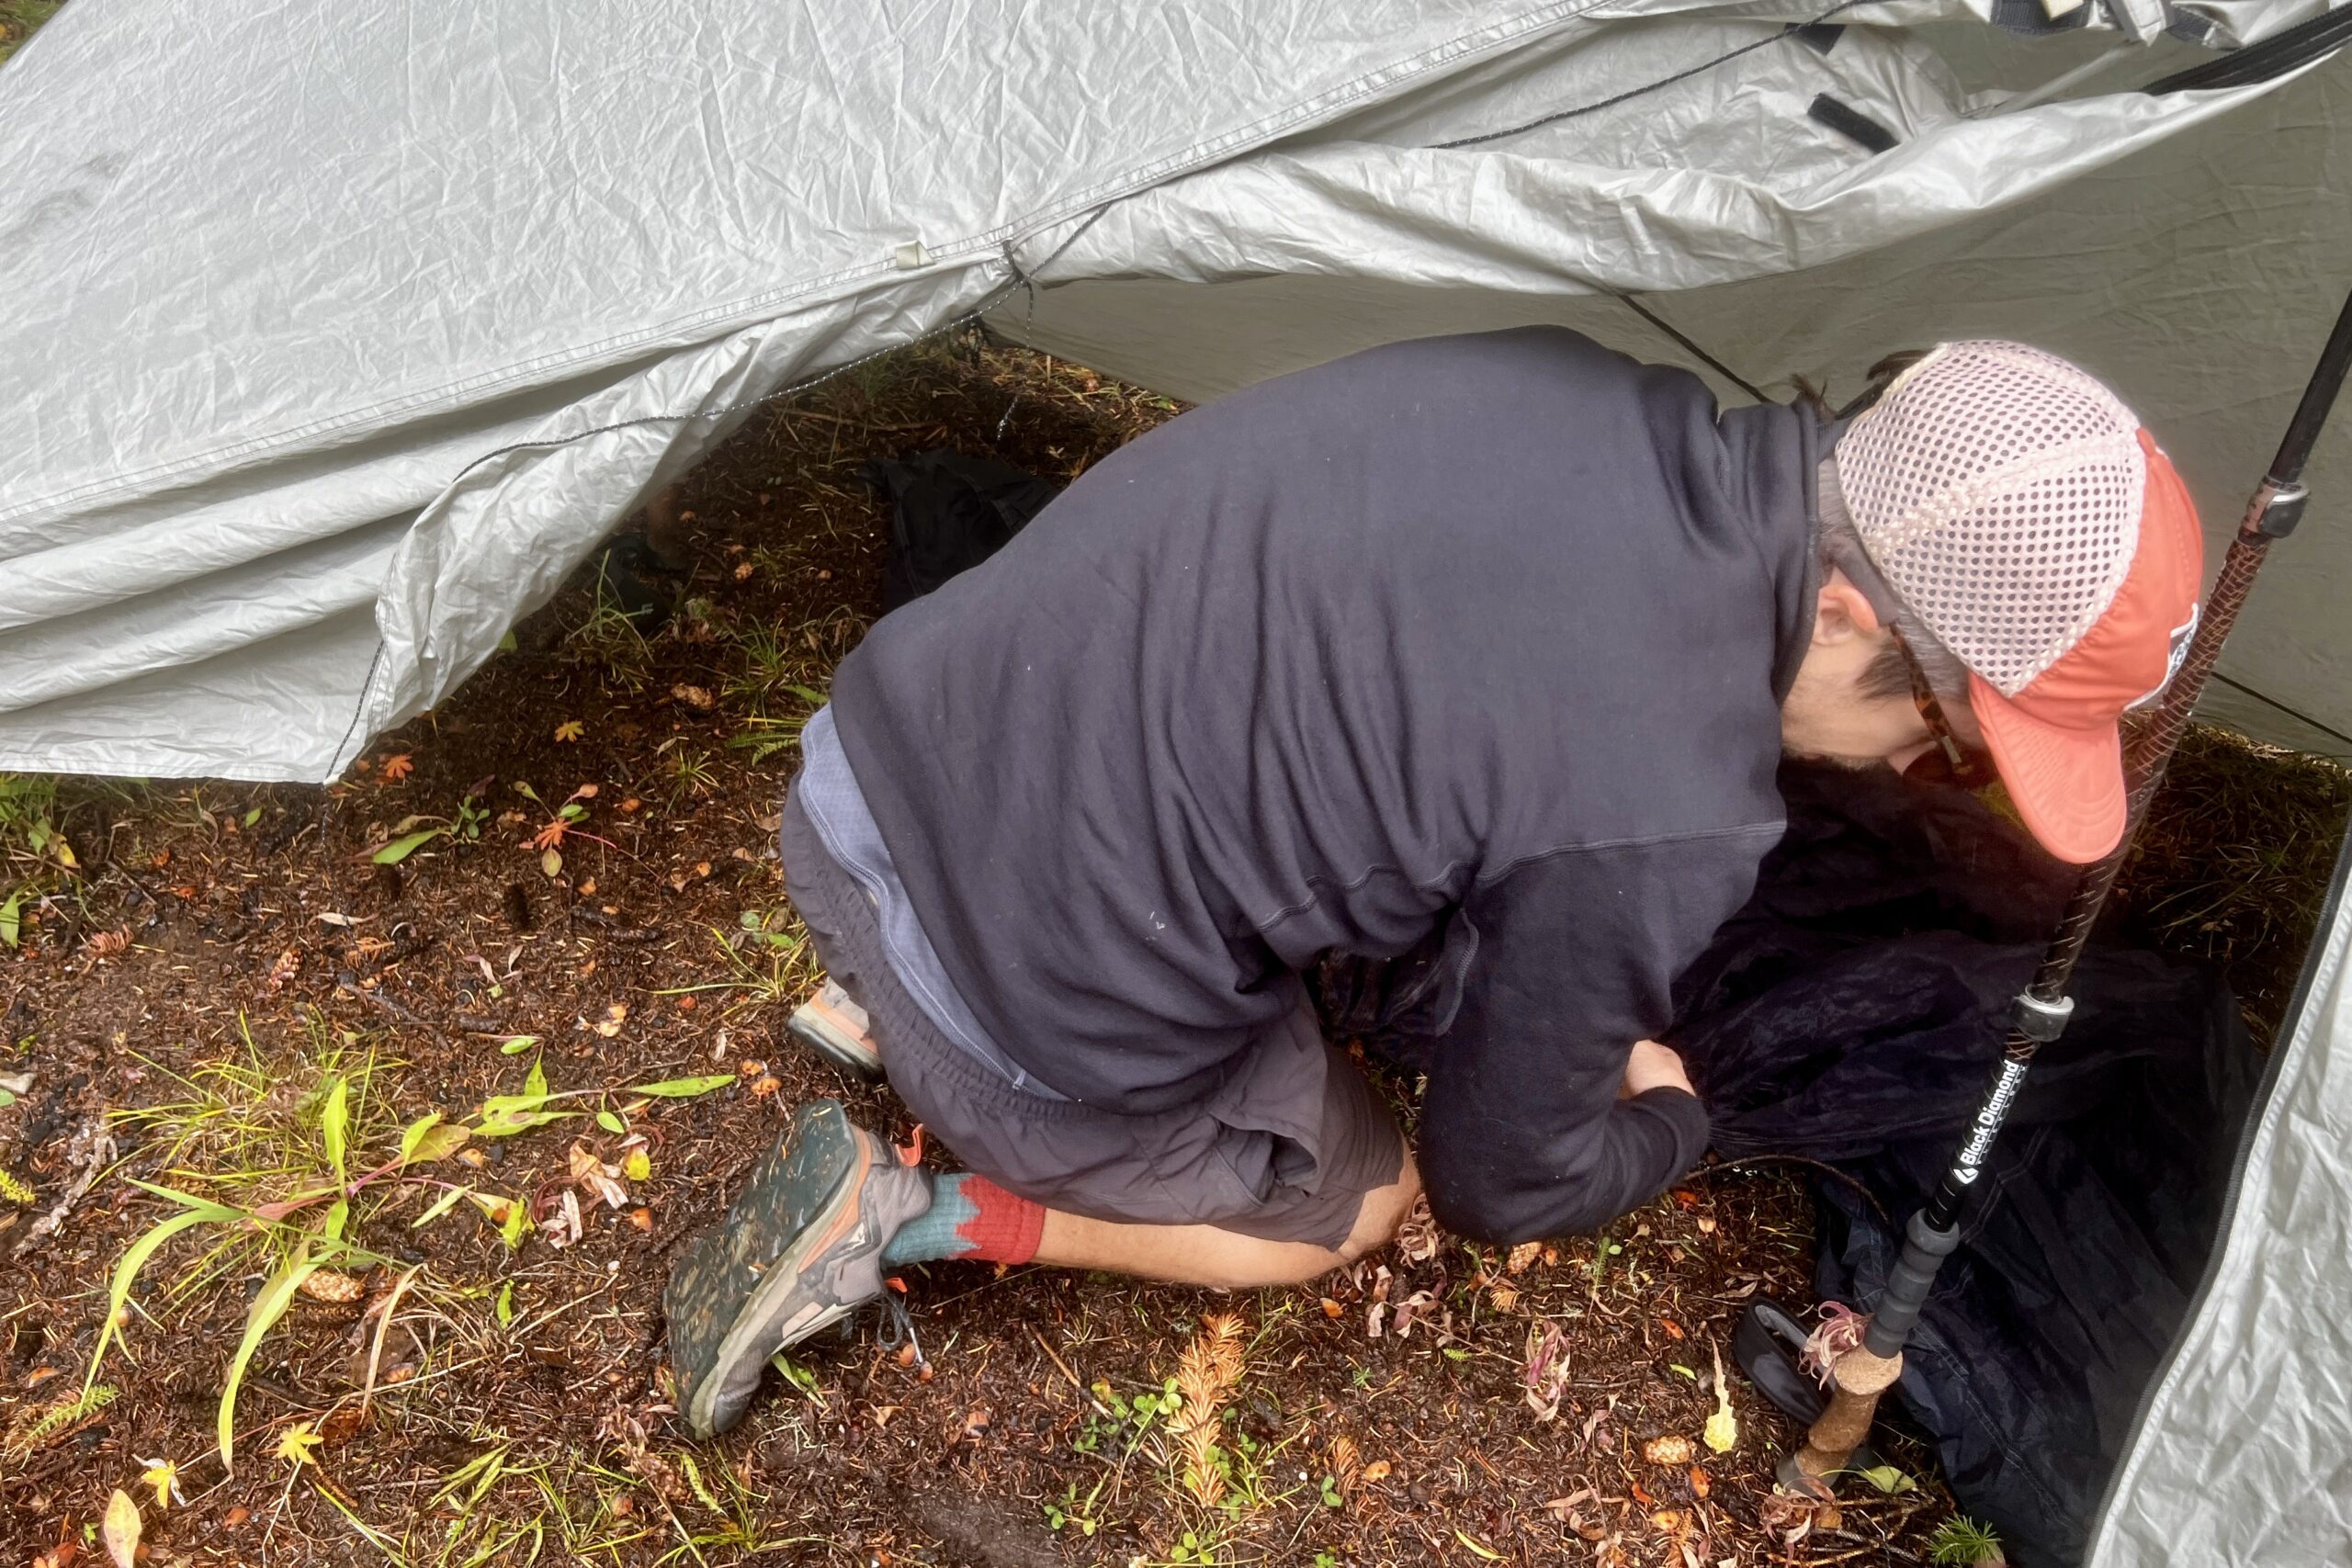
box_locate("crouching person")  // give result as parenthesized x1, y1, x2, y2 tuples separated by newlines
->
(665, 330, 2201, 1437)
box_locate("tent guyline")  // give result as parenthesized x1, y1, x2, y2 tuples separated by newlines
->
(1785, 273, 2352, 1493)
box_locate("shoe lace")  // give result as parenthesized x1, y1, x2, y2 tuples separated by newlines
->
(873, 1288, 928, 1374)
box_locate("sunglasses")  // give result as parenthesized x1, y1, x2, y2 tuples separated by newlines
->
(1891, 627, 2002, 789)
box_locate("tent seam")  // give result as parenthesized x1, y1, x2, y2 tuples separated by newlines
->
(3, 0, 1612, 528)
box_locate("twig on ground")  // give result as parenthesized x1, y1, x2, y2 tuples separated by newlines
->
(1031, 1325, 1113, 1415)
(13, 1117, 113, 1257)
(334, 975, 451, 1046)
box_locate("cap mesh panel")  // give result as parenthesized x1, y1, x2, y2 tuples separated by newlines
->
(1835, 341, 2145, 697)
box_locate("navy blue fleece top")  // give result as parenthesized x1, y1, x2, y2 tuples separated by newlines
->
(832, 327, 1821, 1242)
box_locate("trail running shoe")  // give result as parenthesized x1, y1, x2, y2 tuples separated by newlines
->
(665, 1100, 932, 1437)
(786, 979, 884, 1082)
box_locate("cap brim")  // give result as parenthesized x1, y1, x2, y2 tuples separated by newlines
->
(1967, 671, 2126, 864)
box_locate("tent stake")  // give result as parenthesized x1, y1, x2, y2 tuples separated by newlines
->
(1783, 279, 2352, 1492)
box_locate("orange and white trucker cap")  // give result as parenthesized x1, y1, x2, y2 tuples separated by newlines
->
(1833, 341, 2204, 864)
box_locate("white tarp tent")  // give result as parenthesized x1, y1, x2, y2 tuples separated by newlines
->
(4, 2, 2350, 1562)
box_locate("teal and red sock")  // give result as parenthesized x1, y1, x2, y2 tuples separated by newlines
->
(881, 1172, 1045, 1267)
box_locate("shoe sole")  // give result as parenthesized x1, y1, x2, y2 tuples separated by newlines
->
(787, 1000, 884, 1082)
(684, 1117, 876, 1437)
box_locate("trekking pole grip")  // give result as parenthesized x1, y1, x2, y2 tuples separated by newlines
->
(1863, 1209, 1962, 1359)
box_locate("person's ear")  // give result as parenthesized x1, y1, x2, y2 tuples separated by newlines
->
(1812, 568, 1885, 649)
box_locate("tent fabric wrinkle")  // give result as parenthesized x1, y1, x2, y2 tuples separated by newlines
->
(3, 0, 1625, 781)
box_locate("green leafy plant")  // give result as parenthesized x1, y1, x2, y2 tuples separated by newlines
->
(661, 746, 720, 806)
(727, 679, 830, 763)
(658, 1449, 818, 1561)
(512, 780, 607, 876)
(0, 773, 74, 949)
(1928, 1514, 2007, 1565)
(97, 1036, 733, 1472)
(369, 788, 491, 864)
(1856, 1462, 1918, 1495)
(3, 1382, 117, 1461)
(563, 555, 655, 689)
(1043, 1479, 1104, 1538)
(1168, 1529, 1221, 1565)
(652, 915, 815, 1015)
(1072, 1377, 1182, 1458)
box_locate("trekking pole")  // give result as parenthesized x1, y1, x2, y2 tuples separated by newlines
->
(1782, 279, 2352, 1491)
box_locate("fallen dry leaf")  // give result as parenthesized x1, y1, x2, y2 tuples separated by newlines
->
(1523, 1321, 1570, 1421)
(1804, 1300, 1871, 1382)
(1758, 1488, 1838, 1538)
(379, 753, 413, 782)
(1393, 1194, 1441, 1263)
(1389, 1287, 1438, 1339)
(101, 1489, 141, 1568)
(1704, 1340, 1738, 1453)
(553, 720, 583, 742)
(1506, 1240, 1542, 1274)
(1688, 1465, 1711, 1499)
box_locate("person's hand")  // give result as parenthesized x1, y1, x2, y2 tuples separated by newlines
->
(1618, 1038, 1694, 1100)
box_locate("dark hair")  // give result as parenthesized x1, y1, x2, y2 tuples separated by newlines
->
(1792, 347, 1937, 423)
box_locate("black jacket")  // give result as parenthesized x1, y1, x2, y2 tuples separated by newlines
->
(834, 327, 1822, 1240)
